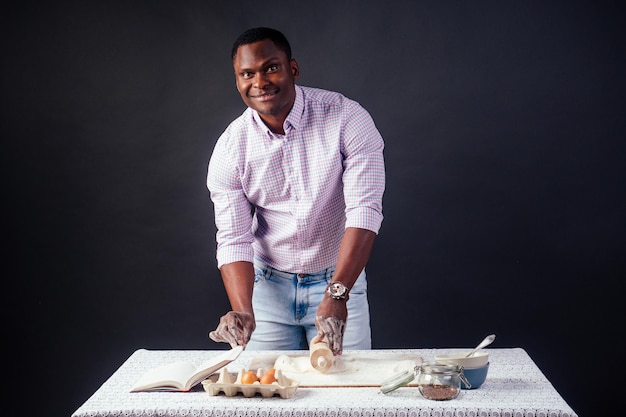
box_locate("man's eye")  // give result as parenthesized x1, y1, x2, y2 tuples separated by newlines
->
(242, 72, 253, 79)
(266, 65, 278, 73)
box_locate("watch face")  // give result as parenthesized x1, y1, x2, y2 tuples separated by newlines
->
(328, 282, 348, 299)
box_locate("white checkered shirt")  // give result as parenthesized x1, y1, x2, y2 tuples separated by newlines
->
(207, 85, 385, 273)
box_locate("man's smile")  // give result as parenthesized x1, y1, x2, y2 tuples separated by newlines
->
(249, 90, 279, 101)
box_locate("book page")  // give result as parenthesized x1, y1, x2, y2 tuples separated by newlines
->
(130, 346, 244, 392)
(130, 361, 197, 392)
(187, 346, 244, 388)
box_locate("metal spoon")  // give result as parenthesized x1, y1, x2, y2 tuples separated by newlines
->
(465, 334, 496, 357)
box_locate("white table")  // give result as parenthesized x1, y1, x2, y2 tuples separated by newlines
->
(72, 348, 578, 417)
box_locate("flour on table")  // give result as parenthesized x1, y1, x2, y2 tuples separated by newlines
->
(274, 354, 347, 374)
(252, 352, 422, 386)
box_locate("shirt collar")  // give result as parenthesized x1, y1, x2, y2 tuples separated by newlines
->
(286, 85, 304, 131)
(252, 85, 303, 135)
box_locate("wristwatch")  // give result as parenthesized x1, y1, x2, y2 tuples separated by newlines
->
(326, 281, 349, 300)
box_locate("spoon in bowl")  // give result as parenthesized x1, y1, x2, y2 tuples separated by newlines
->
(465, 334, 496, 357)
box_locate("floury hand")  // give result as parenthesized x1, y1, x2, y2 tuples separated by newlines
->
(209, 311, 256, 348)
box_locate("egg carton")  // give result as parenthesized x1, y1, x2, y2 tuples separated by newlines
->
(202, 367, 299, 399)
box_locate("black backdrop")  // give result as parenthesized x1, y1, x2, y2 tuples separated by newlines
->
(4, 1, 624, 416)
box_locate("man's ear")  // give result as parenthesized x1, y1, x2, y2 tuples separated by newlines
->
(290, 58, 300, 79)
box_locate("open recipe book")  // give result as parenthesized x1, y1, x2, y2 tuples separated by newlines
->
(130, 346, 243, 392)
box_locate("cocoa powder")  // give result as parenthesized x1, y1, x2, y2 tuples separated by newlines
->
(419, 384, 460, 400)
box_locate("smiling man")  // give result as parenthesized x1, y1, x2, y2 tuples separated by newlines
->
(232, 35, 297, 133)
(207, 27, 385, 356)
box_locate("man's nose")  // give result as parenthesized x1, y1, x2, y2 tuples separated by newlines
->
(253, 72, 268, 87)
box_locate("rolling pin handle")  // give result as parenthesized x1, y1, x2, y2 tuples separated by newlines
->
(310, 341, 334, 373)
(317, 356, 328, 369)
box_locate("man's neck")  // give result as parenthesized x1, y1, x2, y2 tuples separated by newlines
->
(259, 111, 290, 135)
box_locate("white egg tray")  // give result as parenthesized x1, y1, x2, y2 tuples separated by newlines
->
(202, 367, 299, 399)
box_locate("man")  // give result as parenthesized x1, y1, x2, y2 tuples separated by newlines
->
(207, 27, 385, 355)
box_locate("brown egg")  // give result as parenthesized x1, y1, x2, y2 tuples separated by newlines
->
(260, 368, 277, 384)
(241, 370, 259, 384)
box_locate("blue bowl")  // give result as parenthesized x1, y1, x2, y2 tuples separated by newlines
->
(461, 362, 489, 389)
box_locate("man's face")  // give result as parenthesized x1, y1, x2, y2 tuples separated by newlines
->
(233, 39, 299, 128)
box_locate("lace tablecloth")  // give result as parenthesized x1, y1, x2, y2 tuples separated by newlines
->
(72, 348, 578, 417)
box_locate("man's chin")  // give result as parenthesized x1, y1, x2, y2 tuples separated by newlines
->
(252, 105, 278, 116)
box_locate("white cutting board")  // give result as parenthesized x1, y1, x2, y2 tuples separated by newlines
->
(248, 351, 422, 387)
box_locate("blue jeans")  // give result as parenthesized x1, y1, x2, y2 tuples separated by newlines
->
(246, 259, 372, 351)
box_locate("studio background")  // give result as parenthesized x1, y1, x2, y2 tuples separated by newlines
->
(4, 1, 624, 416)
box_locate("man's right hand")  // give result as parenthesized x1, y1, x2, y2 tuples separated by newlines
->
(209, 311, 256, 348)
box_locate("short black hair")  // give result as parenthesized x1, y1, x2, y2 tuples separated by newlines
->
(231, 27, 292, 61)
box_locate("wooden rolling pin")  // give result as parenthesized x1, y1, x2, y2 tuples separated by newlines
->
(309, 341, 334, 373)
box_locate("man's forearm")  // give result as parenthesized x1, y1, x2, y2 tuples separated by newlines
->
(331, 227, 376, 289)
(220, 261, 256, 313)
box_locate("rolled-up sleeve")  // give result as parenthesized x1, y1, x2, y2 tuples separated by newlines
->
(207, 135, 255, 268)
(341, 102, 385, 234)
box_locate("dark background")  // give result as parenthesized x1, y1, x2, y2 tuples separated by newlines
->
(4, 1, 624, 416)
